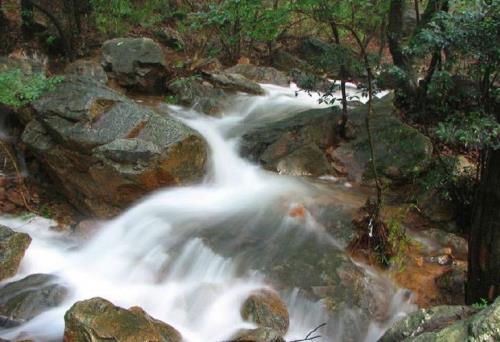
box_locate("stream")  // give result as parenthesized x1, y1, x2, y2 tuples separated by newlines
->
(0, 83, 415, 341)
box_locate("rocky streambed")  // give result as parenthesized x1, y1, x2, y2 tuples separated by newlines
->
(0, 37, 498, 342)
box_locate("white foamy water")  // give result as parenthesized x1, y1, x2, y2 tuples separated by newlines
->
(0, 83, 413, 341)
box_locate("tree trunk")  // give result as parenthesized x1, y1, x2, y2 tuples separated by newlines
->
(0, 0, 6, 26)
(21, 0, 35, 38)
(330, 22, 348, 138)
(466, 148, 500, 304)
(387, 0, 417, 97)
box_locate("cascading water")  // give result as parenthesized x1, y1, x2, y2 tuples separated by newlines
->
(0, 83, 414, 341)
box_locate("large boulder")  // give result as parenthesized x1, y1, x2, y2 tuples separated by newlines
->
(336, 94, 433, 182)
(167, 76, 226, 115)
(204, 72, 265, 95)
(225, 64, 289, 87)
(167, 72, 264, 115)
(63, 297, 181, 342)
(379, 305, 476, 342)
(0, 225, 31, 281)
(101, 37, 167, 92)
(22, 76, 207, 217)
(241, 289, 289, 335)
(0, 273, 68, 327)
(380, 297, 500, 341)
(240, 107, 340, 176)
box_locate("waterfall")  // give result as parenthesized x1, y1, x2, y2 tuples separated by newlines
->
(0, 83, 413, 342)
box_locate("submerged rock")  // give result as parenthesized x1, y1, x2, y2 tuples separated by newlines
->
(380, 297, 500, 341)
(23, 76, 207, 217)
(0, 273, 68, 327)
(241, 289, 289, 335)
(102, 37, 167, 92)
(225, 64, 289, 86)
(63, 297, 181, 342)
(0, 225, 31, 281)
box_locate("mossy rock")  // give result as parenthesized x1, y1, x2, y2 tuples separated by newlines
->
(337, 94, 433, 182)
(379, 298, 500, 342)
(63, 297, 181, 342)
(0, 225, 31, 281)
(241, 289, 289, 335)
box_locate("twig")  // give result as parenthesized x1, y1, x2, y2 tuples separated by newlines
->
(288, 323, 326, 342)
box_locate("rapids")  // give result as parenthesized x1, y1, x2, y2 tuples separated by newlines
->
(0, 83, 413, 341)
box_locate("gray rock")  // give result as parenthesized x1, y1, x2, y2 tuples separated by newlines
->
(273, 143, 331, 176)
(167, 77, 226, 115)
(167, 72, 264, 115)
(0, 273, 68, 327)
(336, 94, 433, 182)
(0, 225, 31, 281)
(205, 72, 264, 95)
(225, 64, 289, 86)
(379, 305, 476, 342)
(65, 59, 108, 84)
(23, 76, 207, 217)
(102, 37, 167, 92)
(380, 297, 500, 341)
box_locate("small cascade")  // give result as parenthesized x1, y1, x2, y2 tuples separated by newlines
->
(0, 83, 414, 342)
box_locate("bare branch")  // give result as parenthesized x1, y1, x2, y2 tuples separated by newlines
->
(288, 323, 326, 342)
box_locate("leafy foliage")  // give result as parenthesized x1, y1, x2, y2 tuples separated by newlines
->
(0, 69, 63, 109)
(90, 0, 174, 35)
(436, 112, 500, 151)
(190, 0, 292, 61)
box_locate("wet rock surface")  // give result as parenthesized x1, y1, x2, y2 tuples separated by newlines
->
(101, 37, 167, 92)
(241, 289, 289, 335)
(231, 327, 285, 342)
(0, 225, 31, 281)
(167, 76, 227, 115)
(0, 273, 68, 327)
(225, 64, 289, 86)
(22, 76, 207, 217)
(380, 297, 500, 342)
(240, 106, 339, 176)
(379, 305, 476, 342)
(63, 297, 181, 342)
(335, 95, 433, 182)
(167, 72, 264, 115)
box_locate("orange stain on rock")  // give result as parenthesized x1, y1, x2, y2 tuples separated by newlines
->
(289, 204, 306, 218)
